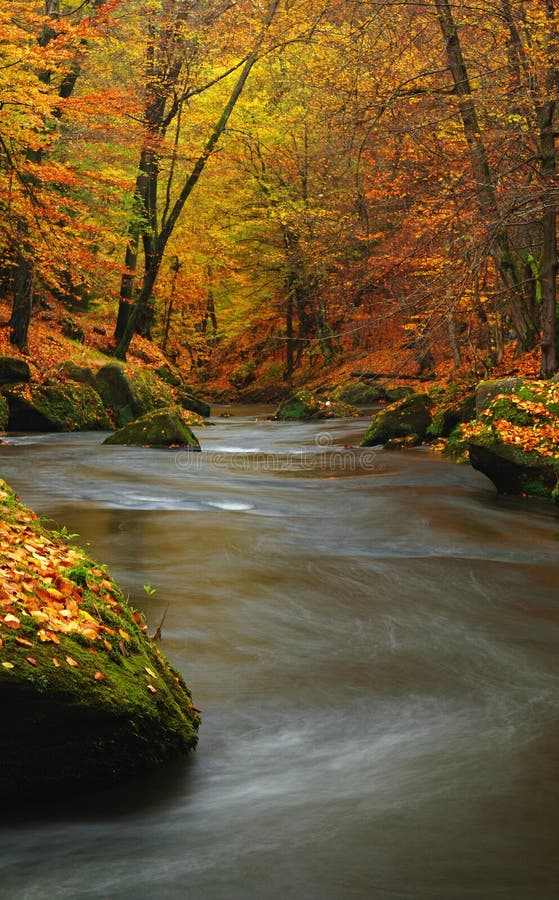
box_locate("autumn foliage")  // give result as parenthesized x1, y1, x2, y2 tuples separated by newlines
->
(1, 0, 559, 385)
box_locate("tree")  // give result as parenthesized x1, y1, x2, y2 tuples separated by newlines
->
(113, 0, 284, 359)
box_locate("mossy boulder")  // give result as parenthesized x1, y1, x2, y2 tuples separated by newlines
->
(464, 380, 559, 500)
(95, 364, 173, 427)
(95, 364, 142, 426)
(2, 382, 111, 431)
(475, 377, 525, 415)
(271, 390, 360, 420)
(0, 394, 8, 431)
(0, 479, 199, 803)
(103, 407, 201, 449)
(175, 388, 211, 418)
(55, 361, 97, 389)
(361, 393, 433, 447)
(428, 392, 476, 438)
(156, 363, 183, 387)
(332, 381, 415, 405)
(0, 356, 31, 385)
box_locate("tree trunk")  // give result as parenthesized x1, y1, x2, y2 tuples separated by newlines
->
(434, 0, 536, 349)
(113, 0, 281, 360)
(9, 251, 34, 352)
(537, 101, 558, 377)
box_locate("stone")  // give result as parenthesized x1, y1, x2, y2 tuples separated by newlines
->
(0, 357, 31, 385)
(475, 377, 525, 415)
(175, 388, 211, 418)
(271, 390, 360, 420)
(103, 407, 201, 449)
(2, 382, 111, 431)
(95, 364, 143, 427)
(466, 380, 559, 501)
(361, 393, 433, 446)
(0, 479, 199, 803)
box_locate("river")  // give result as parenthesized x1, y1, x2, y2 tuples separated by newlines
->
(1, 406, 559, 899)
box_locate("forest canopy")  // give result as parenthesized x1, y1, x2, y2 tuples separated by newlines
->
(1, 0, 558, 384)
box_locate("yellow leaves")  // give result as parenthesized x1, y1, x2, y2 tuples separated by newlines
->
(65, 656, 79, 668)
(1, 662, 15, 670)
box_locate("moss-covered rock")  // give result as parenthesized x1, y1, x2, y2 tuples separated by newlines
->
(55, 361, 97, 389)
(2, 382, 111, 431)
(0, 394, 8, 431)
(475, 377, 525, 415)
(361, 393, 433, 446)
(156, 363, 183, 387)
(428, 392, 476, 438)
(175, 388, 211, 418)
(271, 390, 360, 421)
(0, 479, 199, 803)
(95, 364, 174, 427)
(0, 357, 31, 385)
(464, 380, 559, 500)
(103, 407, 201, 449)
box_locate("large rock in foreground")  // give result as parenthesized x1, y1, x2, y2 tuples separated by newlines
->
(361, 393, 433, 447)
(103, 407, 201, 449)
(465, 380, 559, 501)
(0, 480, 199, 803)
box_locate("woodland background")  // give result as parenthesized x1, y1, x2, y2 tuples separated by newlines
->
(1, 0, 558, 395)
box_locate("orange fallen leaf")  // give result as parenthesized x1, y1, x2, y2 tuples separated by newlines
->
(26, 657, 37, 666)
(65, 656, 78, 667)
(94, 671, 105, 681)
(52, 657, 61, 667)
(15, 637, 33, 647)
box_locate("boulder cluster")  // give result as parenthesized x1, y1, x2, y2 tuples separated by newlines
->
(0, 357, 209, 448)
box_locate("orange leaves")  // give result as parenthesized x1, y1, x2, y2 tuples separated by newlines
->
(0, 484, 137, 678)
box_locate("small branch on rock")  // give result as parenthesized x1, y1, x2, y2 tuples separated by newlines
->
(151, 605, 169, 643)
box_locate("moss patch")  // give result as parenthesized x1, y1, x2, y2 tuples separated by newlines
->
(2, 382, 110, 431)
(271, 390, 360, 420)
(103, 406, 201, 448)
(361, 393, 433, 446)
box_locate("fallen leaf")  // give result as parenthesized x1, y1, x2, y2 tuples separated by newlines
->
(15, 637, 34, 647)
(26, 657, 37, 666)
(52, 658, 61, 667)
(146, 683, 157, 693)
(65, 655, 78, 667)
(94, 671, 105, 681)
(1, 661, 15, 669)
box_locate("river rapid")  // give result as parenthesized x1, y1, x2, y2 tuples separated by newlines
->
(1, 406, 559, 899)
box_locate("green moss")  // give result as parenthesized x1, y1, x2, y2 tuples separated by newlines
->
(0, 479, 199, 803)
(361, 393, 433, 446)
(272, 390, 359, 420)
(103, 406, 201, 448)
(2, 382, 110, 431)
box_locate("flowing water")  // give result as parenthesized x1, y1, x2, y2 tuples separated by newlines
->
(1, 407, 559, 899)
